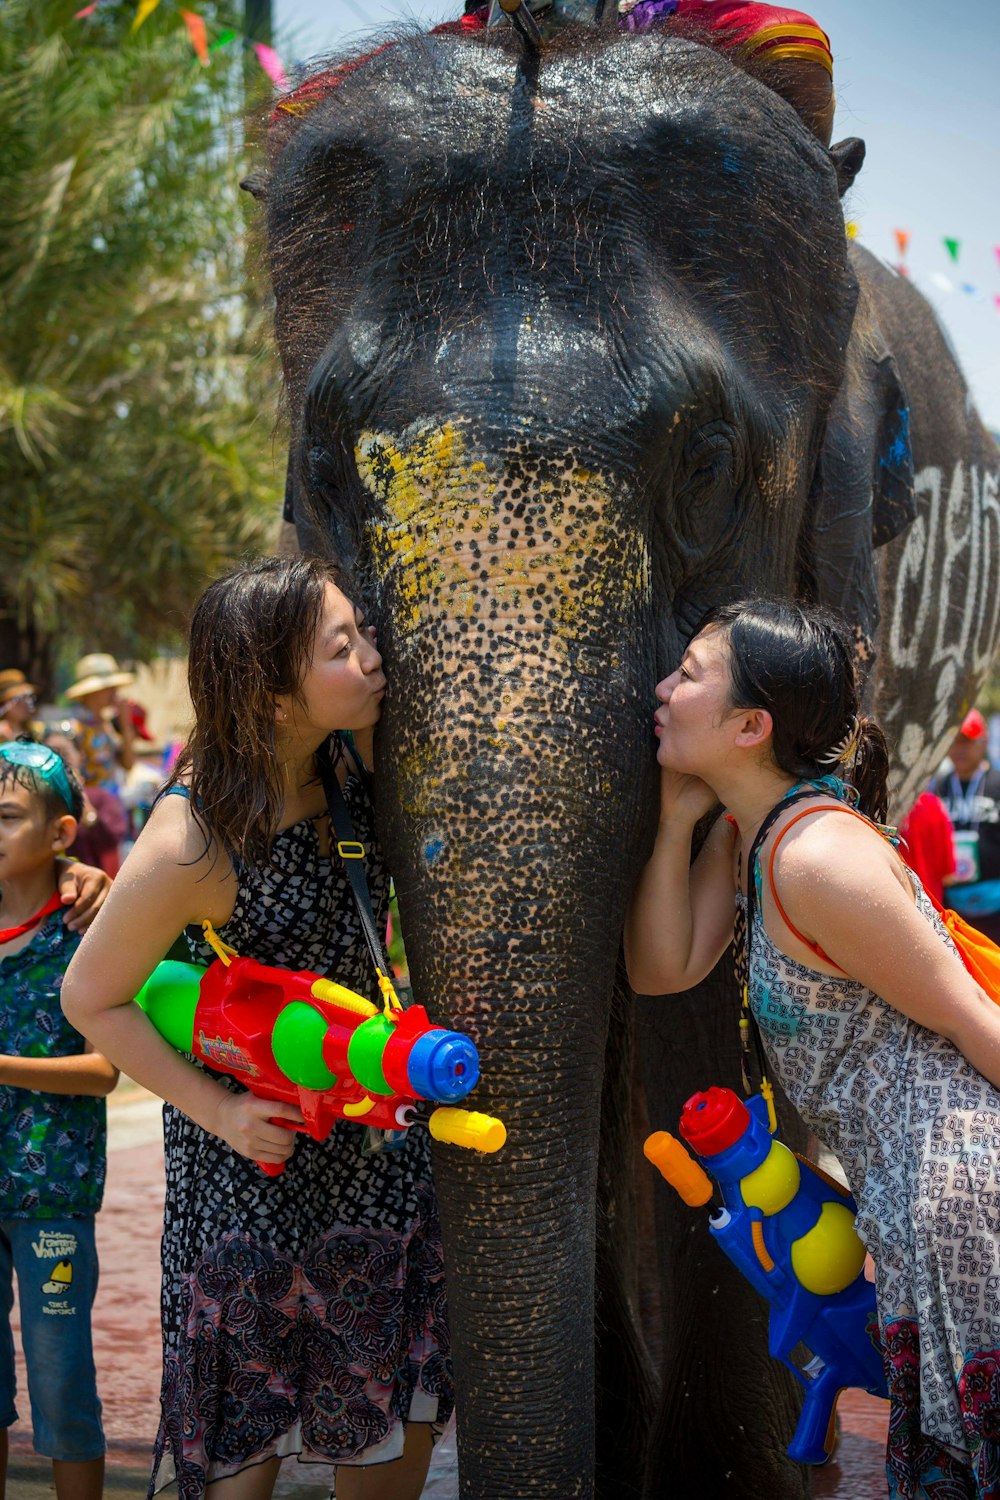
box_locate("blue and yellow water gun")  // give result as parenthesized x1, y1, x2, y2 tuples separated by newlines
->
(645, 1086, 887, 1465)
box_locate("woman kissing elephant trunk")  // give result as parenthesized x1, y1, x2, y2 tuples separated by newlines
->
(355, 421, 660, 1495)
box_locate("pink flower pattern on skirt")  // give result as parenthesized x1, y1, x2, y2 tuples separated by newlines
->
(882, 1318, 1000, 1498)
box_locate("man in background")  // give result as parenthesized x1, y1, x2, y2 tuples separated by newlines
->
(932, 709, 1000, 944)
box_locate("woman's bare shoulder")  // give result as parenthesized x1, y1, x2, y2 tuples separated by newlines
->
(127, 791, 234, 891)
(772, 801, 906, 891)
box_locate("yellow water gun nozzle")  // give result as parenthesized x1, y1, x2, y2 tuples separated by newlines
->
(429, 1107, 507, 1154)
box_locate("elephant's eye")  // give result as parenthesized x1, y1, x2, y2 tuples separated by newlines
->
(683, 422, 739, 495)
(666, 421, 746, 571)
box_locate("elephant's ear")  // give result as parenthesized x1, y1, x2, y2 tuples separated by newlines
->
(800, 282, 915, 655)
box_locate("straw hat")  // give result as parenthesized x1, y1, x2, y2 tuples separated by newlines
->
(0, 668, 38, 707)
(65, 652, 134, 701)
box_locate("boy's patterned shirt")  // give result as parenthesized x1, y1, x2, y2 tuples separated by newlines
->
(0, 913, 107, 1218)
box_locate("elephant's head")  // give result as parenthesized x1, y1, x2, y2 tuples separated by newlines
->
(257, 24, 914, 1496)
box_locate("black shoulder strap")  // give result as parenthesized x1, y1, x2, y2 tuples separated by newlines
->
(317, 756, 392, 984)
(339, 730, 374, 796)
(743, 788, 826, 935)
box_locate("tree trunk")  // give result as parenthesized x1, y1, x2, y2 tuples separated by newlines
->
(0, 590, 55, 701)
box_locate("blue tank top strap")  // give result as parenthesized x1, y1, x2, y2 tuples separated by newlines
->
(786, 773, 858, 805)
(162, 785, 191, 799)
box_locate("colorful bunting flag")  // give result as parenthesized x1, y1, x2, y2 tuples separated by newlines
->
(254, 41, 288, 90)
(943, 237, 961, 264)
(893, 228, 910, 257)
(210, 28, 237, 51)
(896, 263, 910, 279)
(845, 220, 859, 240)
(995, 247, 1000, 270)
(180, 9, 209, 65)
(131, 0, 162, 31)
(74, 3, 100, 16)
(931, 272, 955, 293)
(995, 295, 1000, 314)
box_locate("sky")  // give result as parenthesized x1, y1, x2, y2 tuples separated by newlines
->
(270, 0, 1000, 428)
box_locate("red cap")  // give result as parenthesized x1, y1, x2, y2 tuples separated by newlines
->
(959, 709, 988, 740)
(679, 1087, 750, 1156)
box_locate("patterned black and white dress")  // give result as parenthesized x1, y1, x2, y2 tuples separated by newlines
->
(148, 766, 452, 1499)
(744, 791, 1000, 1500)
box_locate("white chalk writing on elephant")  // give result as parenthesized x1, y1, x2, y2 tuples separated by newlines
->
(882, 461, 1000, 810)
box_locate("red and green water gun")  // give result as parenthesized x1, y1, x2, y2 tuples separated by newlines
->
(135, 933, 505, 1175)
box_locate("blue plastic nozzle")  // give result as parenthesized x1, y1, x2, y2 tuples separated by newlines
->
(406, 1030, 480, 1102)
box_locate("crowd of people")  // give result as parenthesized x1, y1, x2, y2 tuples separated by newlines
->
(0, 655, 174, 877)
(0, 652, 181, 1498)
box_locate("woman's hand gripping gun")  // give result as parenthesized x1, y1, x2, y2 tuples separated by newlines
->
(135, 955, 506, 1175)
(644, 1087, 886, 1465)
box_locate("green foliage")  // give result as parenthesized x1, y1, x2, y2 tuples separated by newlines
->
(388, 887, 410, 982)
(0, 0, 279, 679)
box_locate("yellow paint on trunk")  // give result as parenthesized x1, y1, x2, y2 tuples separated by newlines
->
(355, 420, 651, 640)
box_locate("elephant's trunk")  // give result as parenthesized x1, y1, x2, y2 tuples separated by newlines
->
(358, 422, 659, 1496)
(390, 797, 646, 1498)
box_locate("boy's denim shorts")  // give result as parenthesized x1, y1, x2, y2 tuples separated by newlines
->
(0, 1216, 105, 1462)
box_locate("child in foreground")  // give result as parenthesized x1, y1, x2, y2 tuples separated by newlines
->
(625, 597, 1000, 1499)
(62, 556, 451, 1500)
(0, 741, 118, 1500)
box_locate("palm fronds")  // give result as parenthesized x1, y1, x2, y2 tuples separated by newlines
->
(0, 0, 279, 682)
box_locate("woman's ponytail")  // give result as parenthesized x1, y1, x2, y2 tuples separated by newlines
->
(849, 715, 890, 825)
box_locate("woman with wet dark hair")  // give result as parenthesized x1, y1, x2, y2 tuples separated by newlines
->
(63, 557, 451, 1500)
(626, 596, 1000, 1498)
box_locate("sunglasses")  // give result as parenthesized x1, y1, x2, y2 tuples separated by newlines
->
(0, 740, 77, 816)
(4, 692, 36, 709)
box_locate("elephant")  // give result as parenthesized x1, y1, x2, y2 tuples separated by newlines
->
(250, 15, 1000, 1499)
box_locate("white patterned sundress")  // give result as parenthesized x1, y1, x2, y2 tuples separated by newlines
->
(743, 799, 1000, 1500)
(148, 763, 452, 1499)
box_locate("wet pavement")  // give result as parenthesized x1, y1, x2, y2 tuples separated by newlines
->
(812, 1391, 889, 1499)
(6, 1086, 887, 1497)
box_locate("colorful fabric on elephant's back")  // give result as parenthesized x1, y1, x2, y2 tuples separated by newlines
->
(148, 770, 452, 1500)
(270, 1, 833, 126)
(619, 1, 833, 77)
(741, 862, 1000, 1498)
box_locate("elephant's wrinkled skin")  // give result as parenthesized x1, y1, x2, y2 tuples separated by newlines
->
(257, 23, 1000, 1500)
